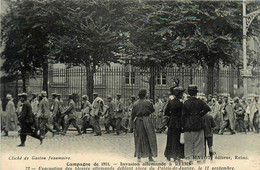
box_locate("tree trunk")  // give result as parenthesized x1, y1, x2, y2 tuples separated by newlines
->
(207, 64, 214, 97)
(21, 69, 26, 92)
(42, 58, 48, 94)
(149, 66, 156, 103)
(86, 64, 95, 103)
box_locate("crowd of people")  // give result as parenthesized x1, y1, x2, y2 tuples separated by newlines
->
(0, 86, 260, 163)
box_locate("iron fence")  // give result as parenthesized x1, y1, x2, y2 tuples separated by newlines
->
(1, 65, 260, 109)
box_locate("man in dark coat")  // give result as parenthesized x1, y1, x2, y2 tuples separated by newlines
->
(61, 94, 82, 135)
(18, 93, 43, 147)
(182, 85, 211, 160)
(218, 96, 236, 135)
(114, 93, 128, 135)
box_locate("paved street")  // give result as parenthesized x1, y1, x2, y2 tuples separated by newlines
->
(1, 130, 260, 170)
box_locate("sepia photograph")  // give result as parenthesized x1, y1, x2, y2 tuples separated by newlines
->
(0, 0, 260, 170)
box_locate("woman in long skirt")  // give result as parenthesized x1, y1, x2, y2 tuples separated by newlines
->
(132, 89, 157, 162)
(164, 87, 185, 161)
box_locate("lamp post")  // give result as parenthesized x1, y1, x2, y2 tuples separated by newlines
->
(242, 0, 260, 97)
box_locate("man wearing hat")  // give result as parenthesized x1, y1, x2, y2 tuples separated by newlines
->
(18, 93, 43, 147)
(51, 93, 63, 132)
(30, 93, 39, 116)
(114, 93, 128, 135)
(2, 94, 17, 136)
(61, 94, 82, 135)
(55, 94, 65, 131)
(90, 92, 103, 136)
(81, 95, 93, 134)
(104, 95, 116, 134)
(37, 91, 56, 138)
(234, 97, 246, 133)
(218, 95, 236, 135)
(125, 95, 136, 133)
(16, 93, 23, 117)
(182, 85, 211, 161)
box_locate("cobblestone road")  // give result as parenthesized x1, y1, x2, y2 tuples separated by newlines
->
(1, 131, 260, 170)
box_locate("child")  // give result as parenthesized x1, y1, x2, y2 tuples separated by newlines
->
(202, 113, 216, 160)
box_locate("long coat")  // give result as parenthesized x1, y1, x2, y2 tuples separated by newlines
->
(37, 97, 50, 119)
(3, 100, 18, 131)
(19, 100, 35, 134)
(219, 102, 235, 130)
(132, 99, 157, 158)
(62, 99, 77, 120)
(164, 98, 184, 159)
(114, 99, 124, 119)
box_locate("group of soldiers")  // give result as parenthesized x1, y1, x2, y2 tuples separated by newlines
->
(1, 90, 259, 146)
(204, 94, 260, 135)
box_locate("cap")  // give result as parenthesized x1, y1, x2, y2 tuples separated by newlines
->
(51, 93, 57, 97)
(107, 95, 112, 99)
(18, 93, 22, 97)
(21, 92, 28, 96)
(131, 95, 136, 99)
(93, 92, 98, 96)
(6, 94, 12, 99)
(41, 91, 47, 97)
(116, 93, 121, 96)
(233, 97, 239, 102)
(82, 95, 88, 99)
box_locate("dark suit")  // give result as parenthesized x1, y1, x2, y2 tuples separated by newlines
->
(182, 97, 210, 132)
(19, 100, 41, 145)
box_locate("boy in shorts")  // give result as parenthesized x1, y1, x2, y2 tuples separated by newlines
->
(203, 113, 216, 160)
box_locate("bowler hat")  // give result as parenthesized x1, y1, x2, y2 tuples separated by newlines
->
(172, 87, 185, 96)
(188, 85, 198, 92)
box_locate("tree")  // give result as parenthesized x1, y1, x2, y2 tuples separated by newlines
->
(49, 0, 127, 102)
(1, 0, 69, 93)
(124, 1, 260, 97)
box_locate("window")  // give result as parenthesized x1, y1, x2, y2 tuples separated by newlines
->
(125, 72, 135, 85)
(156, 72, 167, 85)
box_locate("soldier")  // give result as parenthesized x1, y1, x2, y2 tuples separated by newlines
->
(125, 95, 136, 133)
(57, 94, 65, 131)
(252, 96, 260, 133)
(114, 93, 128, 135)
(153, 96, 163, 131)
(104, 95, 116, 134)
(30, 93, 39, 115)
(51, 93, 63, 132)
(81, 95, 93, 134)
(37, 91, 56, 138)
(90, 92, 103, 136)
(17, 93, 43, 147)
(2, 94, 17, 136)
(61, 94, 82, 135)
(16, 93, 23, 117)
(218, 96, 236, 135)
(234, 97, 246, 133)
